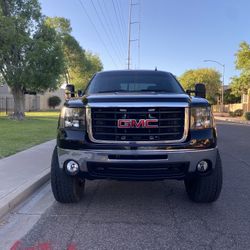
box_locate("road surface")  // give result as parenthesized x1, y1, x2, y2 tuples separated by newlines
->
(1, 122, 250, 250)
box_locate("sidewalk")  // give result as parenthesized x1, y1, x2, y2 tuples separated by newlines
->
(0, 140, 55, 219)
(215, 116, 250, 125)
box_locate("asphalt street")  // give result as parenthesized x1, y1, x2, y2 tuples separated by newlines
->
(1, 121, 250, 250)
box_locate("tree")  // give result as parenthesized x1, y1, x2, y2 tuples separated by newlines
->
(230, 73, 250, 97)
(63, 33, 88, 88)
(45, 17, 103, 90)
(82, 51, 103, 87)
(45, 16, 72, 34)
(0, 0, 64, 120)
(235, 42, 250, 72)
(179, 68, 221, 103)
(230, 42, 250, 97)
(71, 51, 103, 90)
(223, 88, 241, 104)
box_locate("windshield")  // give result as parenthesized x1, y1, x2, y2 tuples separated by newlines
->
(86, 71, 185, 94)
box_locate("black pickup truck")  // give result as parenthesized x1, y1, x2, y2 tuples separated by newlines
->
(51, 70, 222, 203)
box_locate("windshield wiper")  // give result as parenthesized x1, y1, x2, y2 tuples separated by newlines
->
(140, 89, 167, 93)
(97, 90, 128, 93)
(97, 90, 168, 93)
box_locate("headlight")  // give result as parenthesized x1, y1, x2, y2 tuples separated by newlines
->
(59, 107, 85, 129)
(190, 106, 213, 129)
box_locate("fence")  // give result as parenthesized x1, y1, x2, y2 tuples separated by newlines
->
(0, 96, 40, 116)
(0, 97, 14, 115)
(213, 103, 243, 113)
(213, 89, 250, 113)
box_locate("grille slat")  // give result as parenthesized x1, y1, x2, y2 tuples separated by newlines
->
(93, 118, 182, 121)
(87, 162, 189, 179)
(93, 111, 183, 114)
(91, 107, 185, 142)
(93, 125, 182, 128)
(94, 132, 181, 136)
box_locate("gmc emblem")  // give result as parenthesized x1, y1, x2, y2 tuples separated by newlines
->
(118, 119, 159, 129)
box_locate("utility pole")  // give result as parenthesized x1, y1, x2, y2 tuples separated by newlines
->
(127, 0, 132, 69)
(222, 64, 225, 111)
(127, 0, 141, 70)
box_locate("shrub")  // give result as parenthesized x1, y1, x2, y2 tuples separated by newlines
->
(48, 96, 61, 109)
(233, 109, 243, 117)
(245, 112, 250, 121)
(229, 111, 235, 117)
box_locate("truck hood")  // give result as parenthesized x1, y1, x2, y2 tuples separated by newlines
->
(65, 93, 209, 108)
(86, 93, 191, 104)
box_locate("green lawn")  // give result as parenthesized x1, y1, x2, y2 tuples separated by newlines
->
(0, 112, 59, 158)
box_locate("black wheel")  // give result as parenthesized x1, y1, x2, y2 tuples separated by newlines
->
(184, 152, 223, 203)
(51, 147, 84, 203)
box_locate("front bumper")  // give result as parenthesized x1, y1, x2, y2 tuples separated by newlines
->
(57, 146, 218, 180)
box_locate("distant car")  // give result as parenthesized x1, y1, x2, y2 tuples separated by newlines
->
(51, 70, 222, 203)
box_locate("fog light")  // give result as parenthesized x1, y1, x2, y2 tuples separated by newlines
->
(65, 160, 79, 175)
(197, 160, 209, 173)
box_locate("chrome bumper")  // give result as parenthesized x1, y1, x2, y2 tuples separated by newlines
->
(57, 147, 218, 173)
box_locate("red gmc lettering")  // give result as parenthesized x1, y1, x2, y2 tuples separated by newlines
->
(131, 119, 145, 128)
(145, 119, 159, 128)
(118, 119, 131, 128)
(118, 119, 158, 128)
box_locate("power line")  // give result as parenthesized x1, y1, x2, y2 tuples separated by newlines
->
(96, 0, 126, 66)
(138, 0, 141, 68)
(127, 0, 132, 69)
(114, 0, 127, 45)
(90, 0, 124, 66)
(127, 0, 141, 69)
(77, 0, 118, 68)
(117, 0, 128, 67)
(102, 0, 127, 64)
(115, 0, 129, 67)
(116, 0, 128, 34)
(111, 0, 127, 53)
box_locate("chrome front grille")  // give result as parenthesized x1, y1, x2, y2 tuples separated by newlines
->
(88, 107, 188, 143)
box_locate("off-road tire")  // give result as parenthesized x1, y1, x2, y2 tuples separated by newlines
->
(51, 147, 84, 203)
(184, 152, 222, 203)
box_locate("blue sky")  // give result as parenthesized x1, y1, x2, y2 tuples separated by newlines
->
(40, 0, 250, 85)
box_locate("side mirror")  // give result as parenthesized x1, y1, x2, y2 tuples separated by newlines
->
(195, 83, 206, 98)
(65, 84, 75, 99)
(77, 90, 84, 97)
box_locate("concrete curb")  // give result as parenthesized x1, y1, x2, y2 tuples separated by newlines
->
(215, 117, 250, 125)
(0, 168, 50, 219)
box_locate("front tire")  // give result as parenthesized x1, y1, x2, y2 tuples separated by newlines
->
(51, 147, 84, 203)
(185, 152, 223, 203)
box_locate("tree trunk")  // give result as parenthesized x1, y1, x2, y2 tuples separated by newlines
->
(11, 88, 25, 120)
